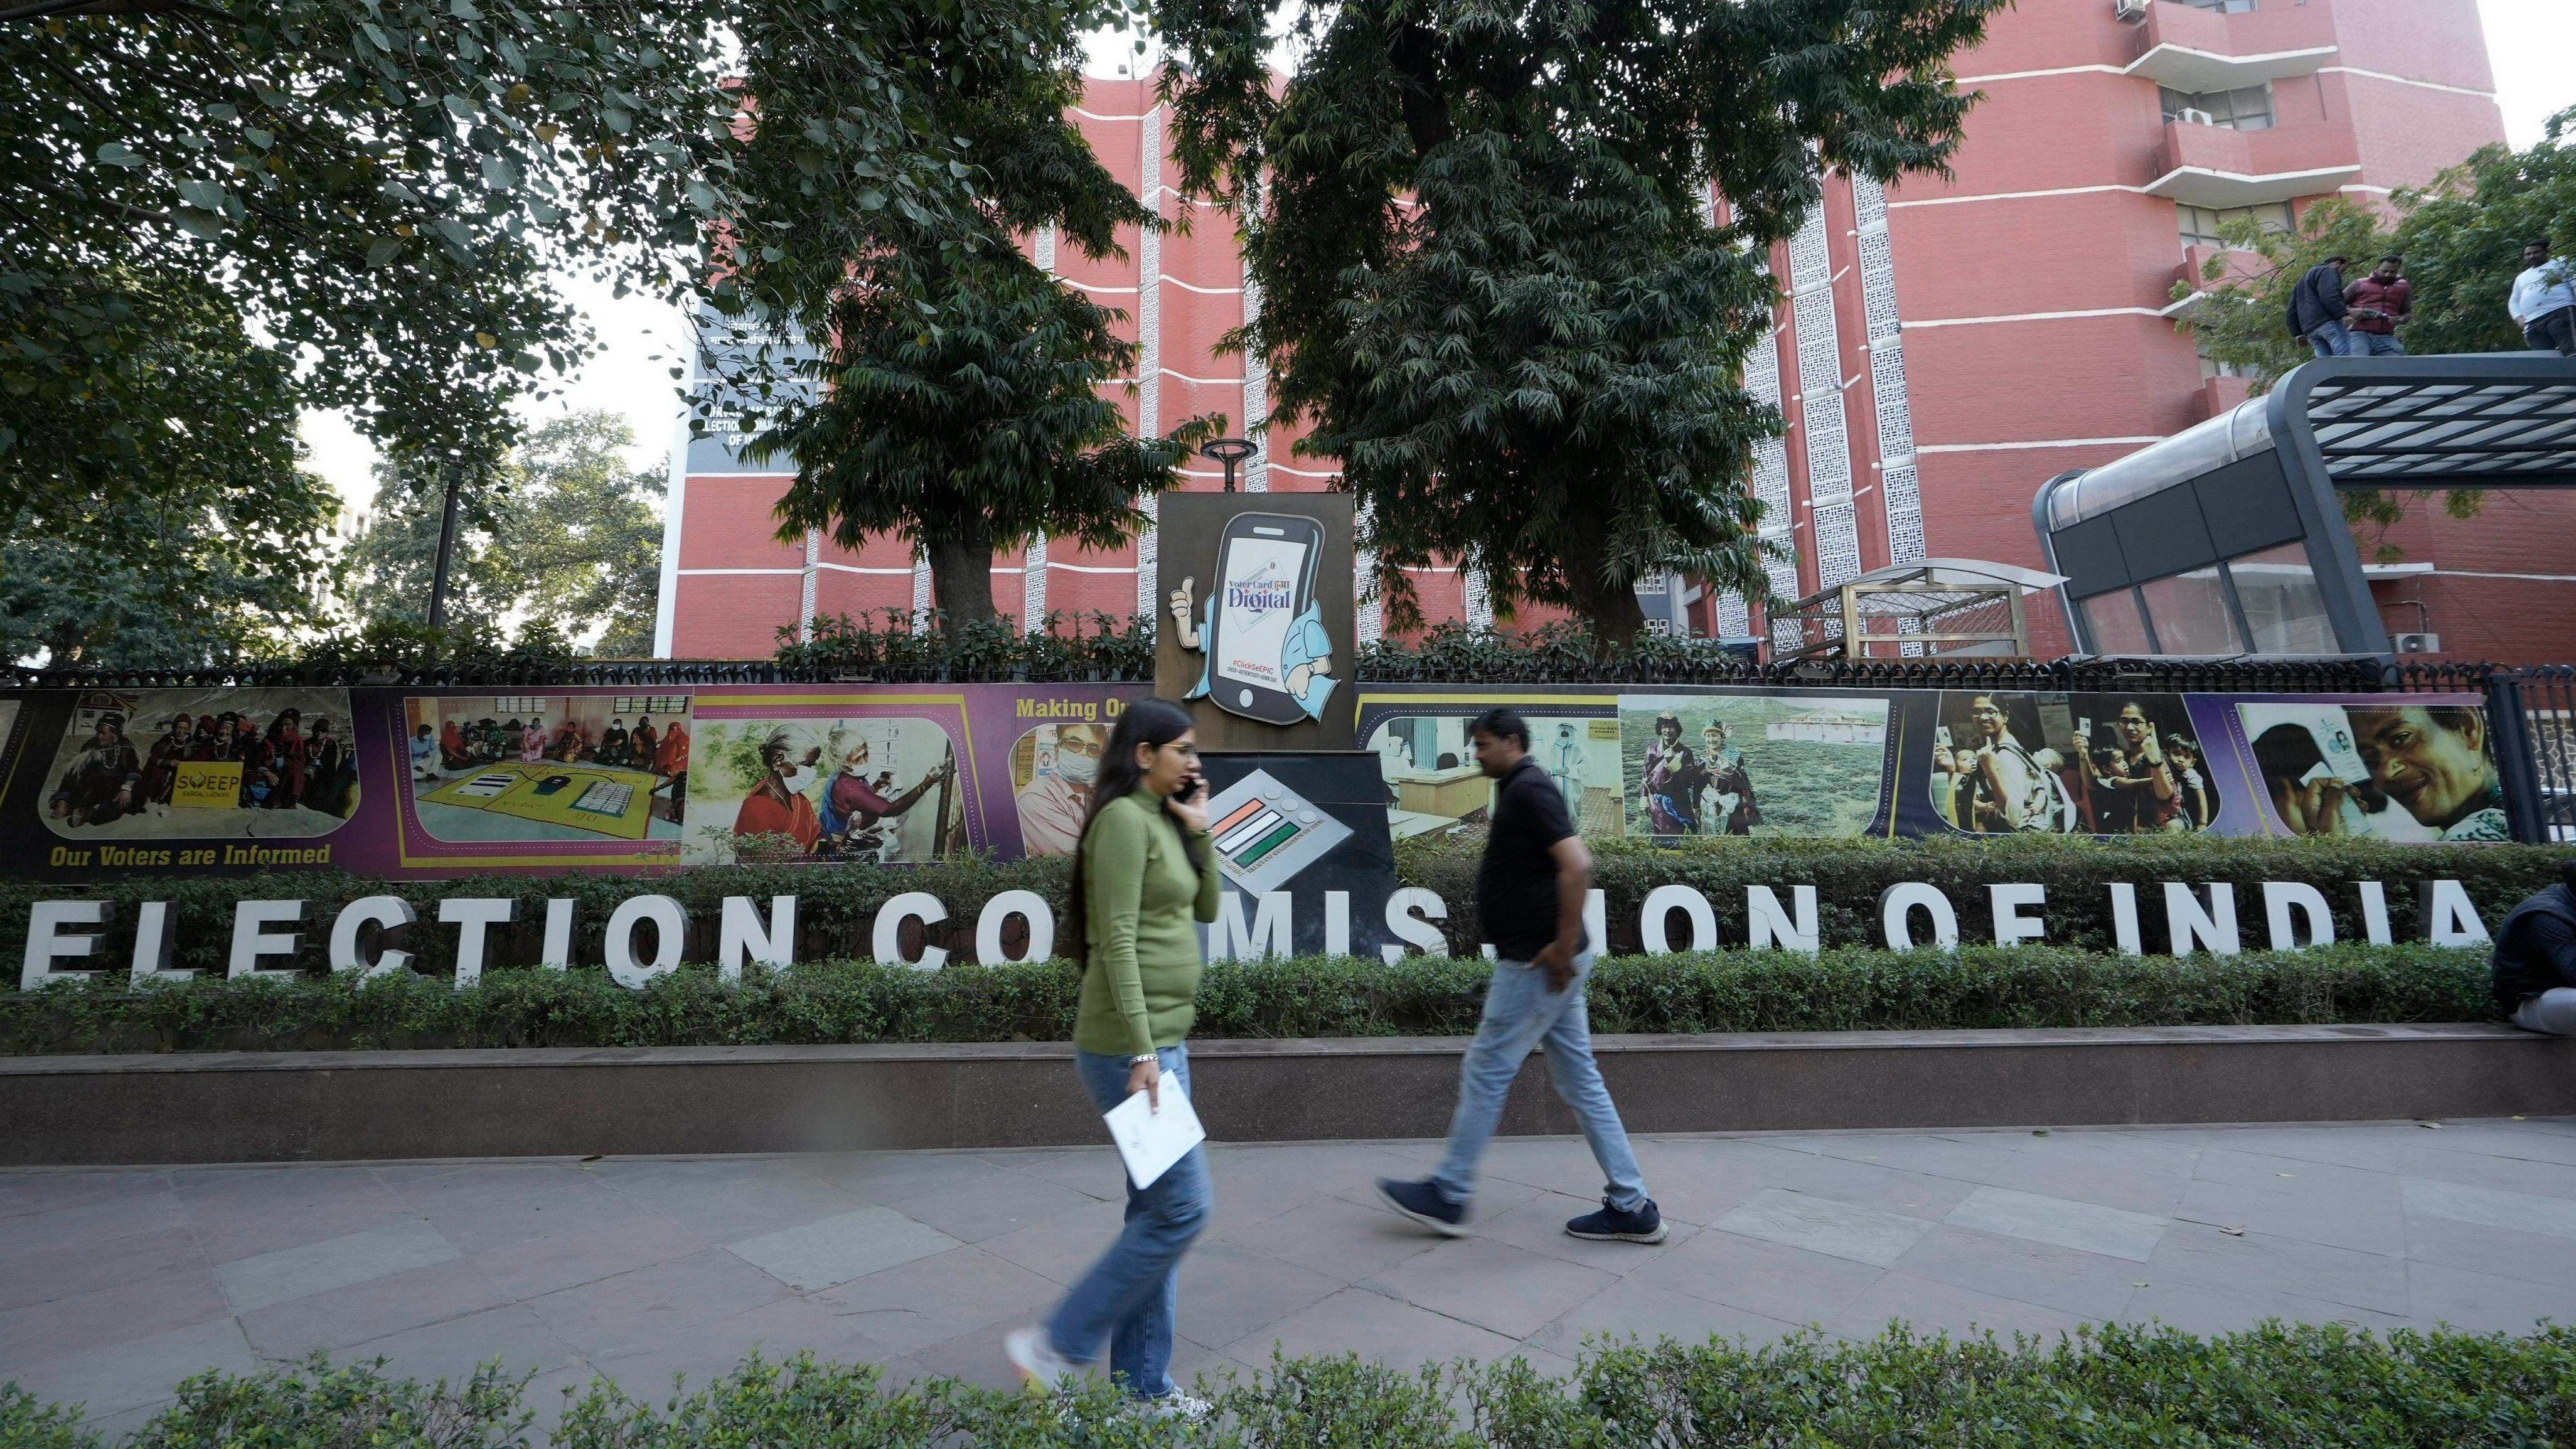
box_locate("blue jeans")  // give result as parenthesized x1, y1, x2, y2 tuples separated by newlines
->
(2354, 331, 2405, 355)
(2306, 320, 2356, 358)
(1046, 1044, 1210, 1399)
(1433, 954, 1649, 1212)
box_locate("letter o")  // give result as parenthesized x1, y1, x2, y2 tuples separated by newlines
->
(976, 890, 1056, 965)
(1879, 883, 1959, 951)
(1639, 884, 1718, 954)
(605, 895, 686, 987)
(874, 891, 950, 970)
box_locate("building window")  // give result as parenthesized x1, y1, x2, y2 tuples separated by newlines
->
(2223, 543, 2336, 655)
(2177, 0, 2255, 11)
(2178, 201, 2293, 252)
(2198, 344, 2254, 380)
(2139, 567, 2248, 655)
(493, 696, 550, 716)
(2161, 83, 2275, 131)
(2079, 591, 2156, 655)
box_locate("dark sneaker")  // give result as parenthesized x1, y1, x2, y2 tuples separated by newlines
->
(1376, 1177, 1469, 1236)
(1566, 1197, 1667, 1243)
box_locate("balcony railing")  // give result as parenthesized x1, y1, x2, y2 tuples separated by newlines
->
(2147, 117, 2361, 208)
(2125, 0, 2338, 93)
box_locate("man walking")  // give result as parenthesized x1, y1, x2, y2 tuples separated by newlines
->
(2287, 253, 2353, 358)
(1376, 707, 1664, 1244)
(2344, 254, 2410, 355)
(2511, 240, 2576, 356)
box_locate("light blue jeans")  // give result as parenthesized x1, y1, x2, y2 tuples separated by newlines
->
(1433, 954, 1649, 1212)
(1046, 1044, 1210, 1399)
(2355, 331, 2405, 355)
(2307, 319, 2358, 358)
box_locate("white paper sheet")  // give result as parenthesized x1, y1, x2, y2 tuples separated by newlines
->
(1103, 1079, 1207, 1191)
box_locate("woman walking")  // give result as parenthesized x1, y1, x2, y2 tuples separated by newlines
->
(1004, 698, 1219, 1420)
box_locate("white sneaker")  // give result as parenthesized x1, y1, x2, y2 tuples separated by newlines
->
(1002, 1325, 1081, 1393)
(1136, 1389, 1213, 1423)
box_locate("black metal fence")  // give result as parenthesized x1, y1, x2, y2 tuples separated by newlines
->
(2504, 665, 2576, 843)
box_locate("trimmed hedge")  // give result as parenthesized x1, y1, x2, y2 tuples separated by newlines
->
(0, 943, 2495, 1054)
(7, 1324, 2574, 1448)
(1418, 833, 2566, 958)
(1, 836, 2561, 976)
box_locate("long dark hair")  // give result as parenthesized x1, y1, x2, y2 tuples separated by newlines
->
(1062, 698, 1197, 956)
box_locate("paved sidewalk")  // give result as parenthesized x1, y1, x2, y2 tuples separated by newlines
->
(8, 1120, 2576, 1435)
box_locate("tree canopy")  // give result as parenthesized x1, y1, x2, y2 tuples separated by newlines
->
(6, 0, 1178, 651)
(339, 410, 664, 654)
(712, 0, 1207, 624)
(752, 254, 1213, 624)
(3, 0, 727, 488)
(0, 267, 333, 667)
(1152, 0, 2004, 642)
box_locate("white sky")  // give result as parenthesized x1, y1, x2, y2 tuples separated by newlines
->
(296, 0, 2576, 516)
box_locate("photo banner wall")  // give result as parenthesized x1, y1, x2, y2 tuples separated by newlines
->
(1354, 685, 2512, 848)
(0, 681, 2509, 884)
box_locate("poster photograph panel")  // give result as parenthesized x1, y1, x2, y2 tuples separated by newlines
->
(2238, 699, 2506, 842)
(1930, 691, 2219, 836)
(1621, 695, 1888, 840)
(1364, 713, 1623, 840)
(404, 693, 692, 843)
(41, 688, 361, 840)
(1010, 722, 1108, 858)
(686, 713, 964, 864)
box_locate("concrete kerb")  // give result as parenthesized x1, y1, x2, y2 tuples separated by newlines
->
(5, 1024, 2571, 1166)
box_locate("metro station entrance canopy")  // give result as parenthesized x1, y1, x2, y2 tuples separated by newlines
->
(2033, 354, 2576, 659)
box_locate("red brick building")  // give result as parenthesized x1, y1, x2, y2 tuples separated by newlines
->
(653, 0, 2563, 662)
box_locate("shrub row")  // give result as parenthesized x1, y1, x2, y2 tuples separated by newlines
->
(7, 1324, 2573, 1449)
(3, 835, 2558, 976)
(0, 943, 2494, 1054)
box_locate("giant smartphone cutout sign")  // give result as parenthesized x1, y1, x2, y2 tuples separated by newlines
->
(1195, 513, 1329, 726)
(1158, 493, 1359, 751)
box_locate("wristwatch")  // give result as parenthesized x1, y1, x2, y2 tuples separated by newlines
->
(1131, 1052, 1158, 1064)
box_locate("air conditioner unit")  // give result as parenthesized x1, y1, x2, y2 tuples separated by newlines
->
(2114, 0, 2148, 21)
(2177, 107, 2218, 126)
(2393, 631, 2442, 655)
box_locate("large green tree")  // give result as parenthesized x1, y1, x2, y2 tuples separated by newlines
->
(709, 0, 1195, 624)
(8, 0, 1145, 648)
(339, 410, 663, 653)
(751, 255, 1213, 623)
(1153, 0, 2003, 643)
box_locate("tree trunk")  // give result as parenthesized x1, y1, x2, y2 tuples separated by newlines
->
(922, 524, 998, 626)
(1557, 516, 1649, 655)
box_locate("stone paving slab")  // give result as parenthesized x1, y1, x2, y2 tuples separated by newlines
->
(5, 1120, 2576, 1431)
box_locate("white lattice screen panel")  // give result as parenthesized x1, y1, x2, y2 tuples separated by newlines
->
(1851, 173, 1925, 572)
(1133, 107, 1165, 618)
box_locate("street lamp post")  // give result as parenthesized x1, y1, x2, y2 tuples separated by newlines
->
(1200, 436, 1256, 492)
(426, 454, 463, 632)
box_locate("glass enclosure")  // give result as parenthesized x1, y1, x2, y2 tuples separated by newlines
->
(2070, 543, 2338, 658)
(2227, 543, 2335, 655)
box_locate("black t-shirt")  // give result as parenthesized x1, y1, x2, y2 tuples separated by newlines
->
(2493, 884, 2576, 1007)
(1477, 755, 1578, 960)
